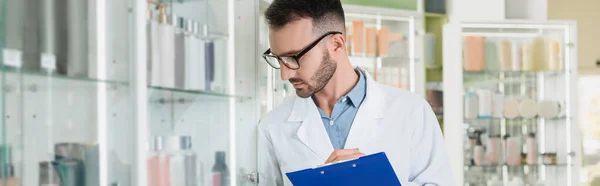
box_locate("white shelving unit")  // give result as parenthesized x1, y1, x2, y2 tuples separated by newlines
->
(443, 20, 580, 186)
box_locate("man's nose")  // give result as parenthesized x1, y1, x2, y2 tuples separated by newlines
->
(280, 63, 295, 81)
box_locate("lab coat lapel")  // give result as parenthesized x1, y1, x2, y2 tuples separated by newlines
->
(290, 97, 334, 161)
(344, 71, 385, 152)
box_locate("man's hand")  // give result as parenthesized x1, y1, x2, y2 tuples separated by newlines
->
(324, 148, 365, 164)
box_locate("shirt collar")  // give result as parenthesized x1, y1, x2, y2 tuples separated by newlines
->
(345, 69, 367, 107)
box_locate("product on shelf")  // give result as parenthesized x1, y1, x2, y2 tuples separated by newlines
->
(157, 5, 176, 88)
(519, 99, 538, 118)
(0, 145, 14, 178)
(205, 39, 216, 91)
(399, 68, 408, 90)
(147, 4, 160, 86)
(521, 38, 544, 71)
(167, 136, 198, 186)
(53, 158, 86, 186)
(486, 135, 502, 165)
(425, 83, 443, 116)
(547, 39, 562, 71)
(464, 91, 479, 119)
(174, 17, 187, 89)
(506, 137, 521, 166)
(365, 27, 377, 56)
(185, 21, 206, 91)
(526, 133, 537, 165)
(54, 143, 86, 160)
(388, 33, 406, 57)
(148, 136, 171, 186)
(511, 40, 522, 71)
(63, 0, 90, 77)
(377, 28, 389, 56)
(538, 100, 565, 118)
(463, 36, 485, 71)
(85, 144, 100, 186)
(492, 93, 504, 118)
(351, 20, 365, 55)
(484, 39, 499, 71)
(476, 90, 493, 118)
(424, 33, 436, 67)
(345, 26, 352, 54)
(498, 39, 513, 71)
(212, 151, 230, 186)
(39, 161, 62, 186)
(473, 141, 485, 166)
(503, 98, 520, 119)
(542, 153, 557, 165)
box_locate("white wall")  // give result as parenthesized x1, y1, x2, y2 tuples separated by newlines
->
(505, 0, 548, 20)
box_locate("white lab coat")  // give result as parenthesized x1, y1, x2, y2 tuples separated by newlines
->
(257, 69, 455, 186)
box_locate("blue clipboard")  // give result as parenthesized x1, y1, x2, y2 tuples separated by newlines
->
(286, 152, 401, 186)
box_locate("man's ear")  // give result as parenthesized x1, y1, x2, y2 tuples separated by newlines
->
(330, 33, 346, 53)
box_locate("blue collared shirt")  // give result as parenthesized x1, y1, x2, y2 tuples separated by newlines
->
(317, 69, 367, 149)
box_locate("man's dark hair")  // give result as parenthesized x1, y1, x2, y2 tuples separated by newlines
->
(265, 0, 346, 36)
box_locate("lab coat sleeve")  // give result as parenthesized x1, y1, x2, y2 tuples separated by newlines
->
(257, 122, 284, 186)
(404, 101, 456, 186)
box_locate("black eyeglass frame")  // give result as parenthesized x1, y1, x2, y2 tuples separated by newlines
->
(262, 31, 343, 70)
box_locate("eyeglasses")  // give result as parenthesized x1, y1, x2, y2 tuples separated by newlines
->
(263, 31, 342, 70)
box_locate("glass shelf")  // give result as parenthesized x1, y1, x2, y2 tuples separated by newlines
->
(1, 67, 251, 101)
(463, 70, 567, 86)
(148, 85, 252, 101)
(1, 67, 129, 88)
(465, 164, 572, 169)
(464, 116, 569, 123)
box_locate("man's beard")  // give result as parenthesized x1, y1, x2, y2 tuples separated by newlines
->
(291, 50, 337, 98)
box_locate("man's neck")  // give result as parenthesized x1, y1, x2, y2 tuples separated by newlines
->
(312, 60, 358, 116)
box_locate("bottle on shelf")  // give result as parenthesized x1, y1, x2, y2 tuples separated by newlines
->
(212, 151, 230, 186)
(463, 36, 485, 71)
(506, 136, 522, 166)
(377, 28, 390, 57)
(498, 39, 513, 71)
(491, 93, 504, 118)
(365, 27, 376, 56)
(526, 133, 537, 165)
(473, 138, 485, 166)
(424, 33, 437, 68)
(156, 4, 175, 88)
(168, 136, 198, 186)
(464, 91, 479, 119)
(148, 136, 171, 186)
(351, 20, 365, 56)
(185, 21, 205, 91)
(546, 39, 562, 71)
(174, 17, 187, 89)
(484, 39, 499, 71)
(39, 161, 62, 186)
(476, 89, 493, 118)
(203, 24, 216, 91)
(511, 40, 522, 71)
(486, 135, 502, 165)
(147, 3, 160, 86)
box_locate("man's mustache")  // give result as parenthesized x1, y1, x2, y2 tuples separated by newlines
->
(289, 78, 303, 84)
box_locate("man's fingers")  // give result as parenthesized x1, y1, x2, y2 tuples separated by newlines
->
(331, 153, 365, 163)
(325, 149, 361, 163)
(325, 149, 364, 164)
